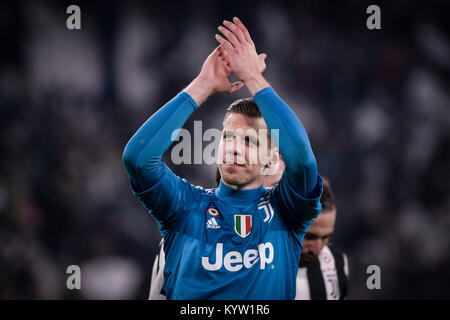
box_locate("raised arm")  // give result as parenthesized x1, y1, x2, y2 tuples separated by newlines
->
(122, 45, 244, 225)
(216, 17, 321, 197)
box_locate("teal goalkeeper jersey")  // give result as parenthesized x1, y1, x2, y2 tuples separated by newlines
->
(123, 87, 323, 299)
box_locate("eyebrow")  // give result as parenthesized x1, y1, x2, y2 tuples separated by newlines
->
(246, 135, 259, 145)
(222, 130, 260, 144)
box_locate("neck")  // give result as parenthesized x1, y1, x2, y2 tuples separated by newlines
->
(221, 177, 263, 190)
(215, 180, 264, 204)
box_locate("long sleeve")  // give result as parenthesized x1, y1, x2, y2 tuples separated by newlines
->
(254, 87, 322, 225)
(122, 91, 197, 190)
(122, 91, 198, 229)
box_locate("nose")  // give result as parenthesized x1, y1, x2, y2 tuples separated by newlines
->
(308, 239, 323, 256)
(233, 136, 245, 154)
(225, 137, 244, 162)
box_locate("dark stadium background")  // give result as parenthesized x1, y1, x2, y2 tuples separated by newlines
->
(0, 0, 449, 299)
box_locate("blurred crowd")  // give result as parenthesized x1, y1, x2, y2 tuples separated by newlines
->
(0, 0, 449, 299)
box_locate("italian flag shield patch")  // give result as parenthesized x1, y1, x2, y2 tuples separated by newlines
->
(234, 215, 252, 238)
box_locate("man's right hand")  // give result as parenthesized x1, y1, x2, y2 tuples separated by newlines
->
(184, 45, 244, 106)
(215, 17, 270, 96)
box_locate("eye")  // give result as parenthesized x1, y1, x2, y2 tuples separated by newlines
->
(245, 136, 258, 146)
(223, 132, 234, 141)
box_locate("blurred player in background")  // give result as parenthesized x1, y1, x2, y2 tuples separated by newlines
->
(123, 17, 322, 299)
(296, 176, 349, 300)
(149, 163, 348, 300)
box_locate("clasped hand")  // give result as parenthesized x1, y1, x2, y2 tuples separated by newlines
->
(201, 17, 267, 94)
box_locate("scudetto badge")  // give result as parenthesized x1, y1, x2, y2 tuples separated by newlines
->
(234, 214, 252, 238)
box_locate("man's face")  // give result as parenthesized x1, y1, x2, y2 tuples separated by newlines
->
(300, 209, 336, 267)
(218, 113, 273, 189)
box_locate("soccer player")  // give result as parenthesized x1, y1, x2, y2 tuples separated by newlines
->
(295, 176, 349, 300)
(123, 17, 323, 299)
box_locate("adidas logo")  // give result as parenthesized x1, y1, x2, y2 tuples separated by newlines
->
(206, 217, 220, 229)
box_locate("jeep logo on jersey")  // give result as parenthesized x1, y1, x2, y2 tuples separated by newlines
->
(207, 207, 220, 217)
(234, 215, 252, 238)
(201, 242, 274, 272)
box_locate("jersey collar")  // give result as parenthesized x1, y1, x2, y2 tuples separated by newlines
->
(215, 180, 264, 204)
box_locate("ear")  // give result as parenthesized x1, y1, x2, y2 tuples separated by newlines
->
(264, 151, 277, 168)
(261, 148, 281, 176)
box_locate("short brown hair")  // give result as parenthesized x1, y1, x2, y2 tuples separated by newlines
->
(320, 176, 336, 213)
(224, 97, 262, 120)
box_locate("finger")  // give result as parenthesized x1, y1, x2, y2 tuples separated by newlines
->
(218, 45, 227, 58)
(215, 34, 234, 52)
(220, 45, 229, 57)
(218, 45, 228, 59)
(209, 46, 222, 61)
(228, 81, 244, 93)
(212, 45, 222, 55)
(223, 20, 245, 44)
(221, 56, 231, 69)
(225, 64, 232, 75)
(233, 17, 253, 44)
(221, 48, 230, 62)
(218, 25, 240, 48)
(220, 56, 230, 67)
(221, 50, 231, 64)
(221, 58, 231, 72)
(257, 53, 267, 73)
